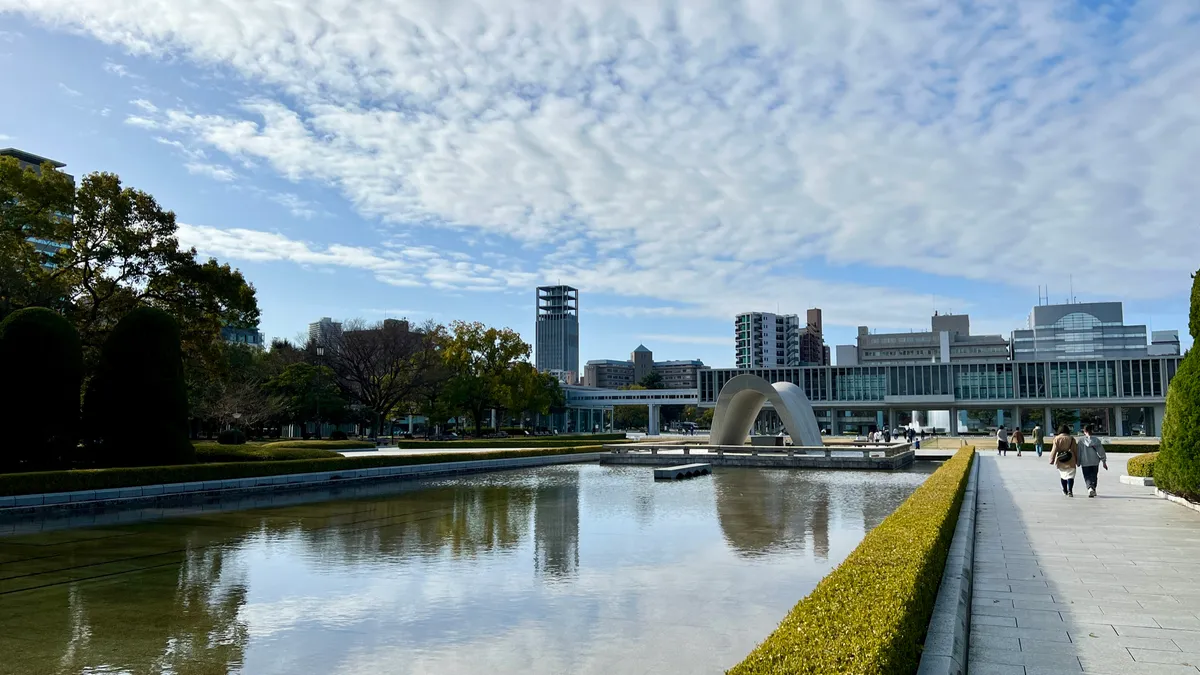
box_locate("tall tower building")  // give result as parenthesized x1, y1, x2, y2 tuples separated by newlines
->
(535, 285, 579, 375)
(308, 317, 343, 347)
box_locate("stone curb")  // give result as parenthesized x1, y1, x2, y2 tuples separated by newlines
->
(1156, 488, 1200, 514)
(0, 453, 604, 520)
(916, 452, 980, 675)
(1120, 475, 1155, 487)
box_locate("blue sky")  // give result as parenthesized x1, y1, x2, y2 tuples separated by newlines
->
(1, 0, 1197, 368)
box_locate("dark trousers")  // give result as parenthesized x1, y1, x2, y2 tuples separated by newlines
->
(1081, 465, 1100, 490)
(1060, 477, 1075, 494)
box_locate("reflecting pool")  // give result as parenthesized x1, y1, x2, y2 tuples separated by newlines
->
(0, 463, 936, 675)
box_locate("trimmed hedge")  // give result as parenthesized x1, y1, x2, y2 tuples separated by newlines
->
(0, 307, 83, 471)
(217, 429, 247, 445)
(1127, 452, 1158, 478)
(1103, 443, 1160, 454)
(1156, 349, 1200, 501)
(0, 445, 605, 496)
(262, 440, 376, 450)
(83, 307, 194, 465)
(388, 435, 630, 449)
(729, 446, 976, 675)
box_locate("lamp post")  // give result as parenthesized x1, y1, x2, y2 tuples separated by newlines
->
(315, 345, 325, 440)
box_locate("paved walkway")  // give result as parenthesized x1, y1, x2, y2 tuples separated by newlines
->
(970, 452, 1200, 674)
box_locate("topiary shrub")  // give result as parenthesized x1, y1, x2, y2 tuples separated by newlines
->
(0, 308, 83, 471)
(1156, 350, 1200, 501)
(82, 307, 194, 466)
(329, 429, 348, 440)
(1127, 452, 1158, 478)
(217, 429, 247, 445)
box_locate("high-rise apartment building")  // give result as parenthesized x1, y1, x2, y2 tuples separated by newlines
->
(1011, 302, 1149, 361)
(1, 148, 74, 268)
(308, 317, 343, 346)
(535, 285, 579, 375)
(735, 309, 828, 368)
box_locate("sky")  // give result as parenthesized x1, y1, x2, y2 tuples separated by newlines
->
(1, 0, 1197, 368)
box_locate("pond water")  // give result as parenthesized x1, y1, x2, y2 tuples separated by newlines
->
(0, 463, 937, 675)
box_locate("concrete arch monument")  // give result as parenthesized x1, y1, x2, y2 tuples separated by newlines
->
(708, 374, 823, 447)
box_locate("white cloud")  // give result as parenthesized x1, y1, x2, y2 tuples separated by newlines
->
(184, 161, 237, 182)
(57, 82, 81, 97)
(268, 191, 319, 219)
(9, 0, 1199, 321)
(102, 60, 137, 78)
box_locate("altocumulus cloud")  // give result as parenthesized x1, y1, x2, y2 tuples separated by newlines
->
(6, 0, 1200, 324)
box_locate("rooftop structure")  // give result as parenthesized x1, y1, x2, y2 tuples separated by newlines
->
(1011, 302, 1148, 361)
(844, 313, 1009, 364)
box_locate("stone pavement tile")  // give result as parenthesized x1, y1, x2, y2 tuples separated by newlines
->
(975, 614, 1019, 627)
(1078, 656, 1200, 674)
(1065, 633, 1182, 652)
(968, 661, 1027, 675)
(1157, 617, 1200, 631)
(1020, 637, 1139, 657)
(971, 633, 1022, 651)
(974, 625, 1074, 642)
(1116, 626, 1200, 641)
(978, 589, 1057, 603)
(1129, 649, 1200, 668)
(972, 647, 1086, 670)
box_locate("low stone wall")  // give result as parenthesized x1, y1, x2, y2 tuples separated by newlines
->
(0, 452, 604, 521)
(601, 449, 915, 470)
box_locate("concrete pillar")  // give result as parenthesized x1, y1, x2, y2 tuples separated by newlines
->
(1014, 405, 1022, 430)
(1153, 404, 1167, 437)
(948, 407, 958, 435)
(1115, 409, 1125, 437)
(407, 415, 414, 434)
(490, 409, 497, 430)
(1044, 406, 1053, 433)
(647, 404, 661, 436)
(829, 409, 839, 435)
(888, 409, 897, 430)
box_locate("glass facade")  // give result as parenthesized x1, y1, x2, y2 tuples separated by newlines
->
(698, 357, 1182, 405)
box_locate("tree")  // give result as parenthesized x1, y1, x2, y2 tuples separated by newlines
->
(0, 164, 260, 376)
(503, 363, 565, 426)
(0, 156, 76, 318)
(442, 321, 531, 437)
(0, 307, 83, 471)
(83, 307, 194, 466)
(327, 318, 446, 437)
(265, 363, 347, 433)
(1156, 270, 1200, 500)
(639, 370, 664, 389)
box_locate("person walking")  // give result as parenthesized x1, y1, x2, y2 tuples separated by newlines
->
(1011, 427, 1026, 457)
(1050, 424, 1079, 497)
(996, 426, 1009, 456)
(1032, 424, 1045, 458)
(1077, 425, 1108, 498)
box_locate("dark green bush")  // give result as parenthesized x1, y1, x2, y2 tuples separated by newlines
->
(1156, 349, 1200, 501)
(217, 429, 247, 445)
(263, 439, 375, 450)
(329, 430, 348, 440)
(1127, 452, 1158, 478)
(389, 434, 628, 449)
(729, 446, 976, 675)
(0, 308, 83, 471)
(82, 307, 193, 466)
(0, 445, 605, 496)
(1102, 443, 1160, 454)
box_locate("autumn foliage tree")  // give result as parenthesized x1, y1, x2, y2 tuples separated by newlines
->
(442, 321, 532, 436)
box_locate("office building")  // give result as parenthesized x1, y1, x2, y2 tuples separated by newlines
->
(582, 345, 708, 389)
(308, 317, 343, 346)
(846, 313, 1009, 365)
(736, 308, 828, 369)
(1149, 330, 1181, 356)
(535, 285, 579, 375)
(221, 326, 265, 349)
(2, 148, 74, 268)
(1011, 302, 1149, 361)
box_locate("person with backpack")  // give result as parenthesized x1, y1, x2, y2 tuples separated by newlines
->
(996, 426, 1009, 456)
(1050, 424, 1079, 497)
(1077, 425, 1108, 498)
(1011, 427, 1026, 457)
(1032, 424, 1045, 458)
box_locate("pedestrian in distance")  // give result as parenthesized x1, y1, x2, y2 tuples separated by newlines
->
(997, 426, 1008, 456)
(1032, 424, 1045, 458)
(1050, 424, 1079, 497)
(1077, 424, 1108, 498)
(1011, 426, 1026, 457)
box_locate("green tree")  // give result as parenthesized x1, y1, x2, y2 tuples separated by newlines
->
(0, 156, 77, 317)
(639, 370, 664, 389)
(0, 163, 260, 376)
(503, 363, 564, 426)
(83, 307, 194, 465)
(1156, 270, 1200, 500)
(0, 307, 83, 471)
(442, 321, 531, 437)
(265, 362, 347, 433)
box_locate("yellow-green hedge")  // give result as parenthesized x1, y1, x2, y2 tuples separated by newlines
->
(1127, 452, 1158, 478)
(729, 446, 976, 675)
